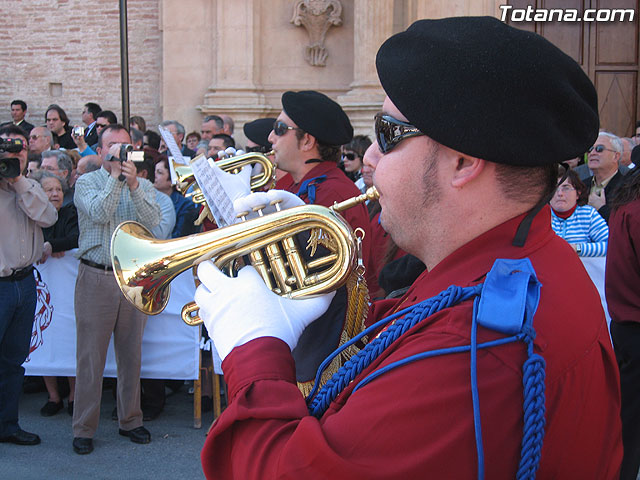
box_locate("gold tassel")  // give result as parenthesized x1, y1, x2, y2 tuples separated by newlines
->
(297, 270, 369, 397)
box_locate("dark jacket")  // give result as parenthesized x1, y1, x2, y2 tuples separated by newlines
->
(42, 203, 79, 252)
(585, 170, 626, 223)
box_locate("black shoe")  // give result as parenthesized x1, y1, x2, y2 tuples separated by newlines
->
(72, 437, 93, 455)
(111, 407, 118, 421)
(142, 408, 163, 421)
(67, 401, 74, 416)
(119, 426, 151, 444)
(0, 429, 41, 446)
(40, 400, 64, 417)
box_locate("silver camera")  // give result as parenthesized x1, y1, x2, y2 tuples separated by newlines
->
(72, 126, 85, 137)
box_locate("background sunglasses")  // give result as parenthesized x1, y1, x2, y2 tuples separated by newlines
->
(374, 113, 424, 154)
(588, 144, 616, 153)
(342, 152, 357, 161)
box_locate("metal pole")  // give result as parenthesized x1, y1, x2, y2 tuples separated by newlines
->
(119, 0, 130, 130)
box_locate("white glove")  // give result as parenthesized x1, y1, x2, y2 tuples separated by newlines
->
(194, 261, 335, 360)
(233, 189, 305, 221)
(207, 161, 253, 203)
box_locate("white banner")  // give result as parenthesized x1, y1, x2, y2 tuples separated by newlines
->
(581, 256, 612, 335)
(23, 251, 200, 380)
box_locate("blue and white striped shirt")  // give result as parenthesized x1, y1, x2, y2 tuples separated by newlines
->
(550, 204, 609, 257)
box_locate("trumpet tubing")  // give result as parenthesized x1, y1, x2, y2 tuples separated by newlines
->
(173, 151, 275, 203)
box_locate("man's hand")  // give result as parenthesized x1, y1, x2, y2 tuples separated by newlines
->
(39, 241, 53, 264)
(120, 160, 139, 191)
(588, 190, 606, 211)
(194, 261, 335, 360)
(5, 174, 23, 185)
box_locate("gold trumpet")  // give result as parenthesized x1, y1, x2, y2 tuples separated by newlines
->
(110, 187, 379, 326)
(173, 150, 276, 203)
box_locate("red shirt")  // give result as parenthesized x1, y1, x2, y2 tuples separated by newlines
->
(606, 199, 640, 323)
(201, 206, 622, 479)
(277, 162, 379, 296)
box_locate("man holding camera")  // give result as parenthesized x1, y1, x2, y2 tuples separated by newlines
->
(0, 125, 57, 446)
(71, 124, 160, 455)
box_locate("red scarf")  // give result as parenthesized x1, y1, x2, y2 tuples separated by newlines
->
(551, 204, 577, 219)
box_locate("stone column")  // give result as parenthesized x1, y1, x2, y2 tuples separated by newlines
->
(338, 0, 395, 136)
(200, 0, 272, 145)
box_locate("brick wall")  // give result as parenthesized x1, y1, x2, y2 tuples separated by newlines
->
(0, 0, 162, 130)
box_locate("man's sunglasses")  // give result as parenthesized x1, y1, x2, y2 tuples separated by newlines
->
(273, 120, 300, 137)
(342, 152, 357, 161)
(588, 144, 616, 154)
(96, 123, 110, 129)
(374, 113, 424, 154)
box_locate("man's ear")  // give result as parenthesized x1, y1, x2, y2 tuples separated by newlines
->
(451, 156, 486, 188)
(299, 132, 317, 152)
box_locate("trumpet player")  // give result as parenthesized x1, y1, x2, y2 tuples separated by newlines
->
(195, 17, 622, 479)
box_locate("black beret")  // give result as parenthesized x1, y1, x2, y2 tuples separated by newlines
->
(243, 117, 276, 148)
(281, 90, 353, 146)
(376, 17, 599, 167)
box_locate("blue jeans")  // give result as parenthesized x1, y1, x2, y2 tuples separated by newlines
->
(0, 273, 36, 437)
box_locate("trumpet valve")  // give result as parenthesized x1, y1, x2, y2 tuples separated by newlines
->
(252, 204, 267, 217)
(270, 199, 283, 212)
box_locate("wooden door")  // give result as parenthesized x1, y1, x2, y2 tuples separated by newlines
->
(506, 0, 640, 137)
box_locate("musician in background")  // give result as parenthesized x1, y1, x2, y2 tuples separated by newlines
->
(194, 17, 622, 478)
(265, 91, 380, 385)
(71, 124, 160, 455)
(0, 125, 57, 446)
(269, 90, 379, 297)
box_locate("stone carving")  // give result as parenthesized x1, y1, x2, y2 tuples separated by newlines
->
(291, 0, 343, 67)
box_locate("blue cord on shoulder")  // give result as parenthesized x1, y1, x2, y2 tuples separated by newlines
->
(306, 258, 546, 480)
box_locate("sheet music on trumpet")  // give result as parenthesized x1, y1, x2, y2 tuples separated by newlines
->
(189, 154, 236, 227)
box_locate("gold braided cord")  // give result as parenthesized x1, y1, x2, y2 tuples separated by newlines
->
(297, 270, 369, 397)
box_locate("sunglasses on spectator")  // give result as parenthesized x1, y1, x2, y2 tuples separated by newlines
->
(374, 113, 424, 154)
(272, 120, 300, 137)
(588, 145, 616, 153)
(342, 152, 357, 161)
(96, 123, 110, 129)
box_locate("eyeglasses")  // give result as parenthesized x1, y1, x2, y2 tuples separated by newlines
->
(342, 152, 357, 161)
(588, 144, 616, 154)
(556, 185, 576, 193)
(374, 113, 424, 154)
(272, 120, 300, 137)
(29, 135, 43, 141)
(96, 123, 109, 129)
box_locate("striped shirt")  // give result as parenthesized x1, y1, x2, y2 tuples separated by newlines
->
(551, 204, 609, 257)
(74, 167, 160, 265)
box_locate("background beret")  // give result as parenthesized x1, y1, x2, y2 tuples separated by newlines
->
(243, 117, 276, 148)
(376, 16, 599, 166)
(282, 90, 353, 146)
